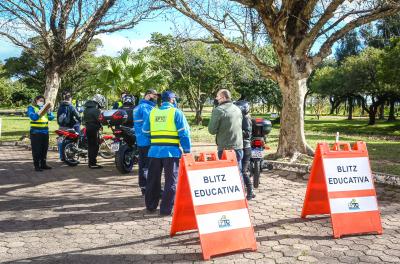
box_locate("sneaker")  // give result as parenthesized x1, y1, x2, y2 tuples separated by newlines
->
(146, 208, 156, 214)
(41, 164, 52, 170)
(160, 211, 172, 216)
(246, 193, 256, 200)
(89, 164, 103, 169)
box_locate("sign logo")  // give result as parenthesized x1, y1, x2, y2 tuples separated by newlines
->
(218, 215, 231, 228)
(348, 199, 360, 210)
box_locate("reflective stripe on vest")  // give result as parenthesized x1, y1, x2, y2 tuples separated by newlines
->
(150, 107, 179, 146)
(30, 106, 49, 129)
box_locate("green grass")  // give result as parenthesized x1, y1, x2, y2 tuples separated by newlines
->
(1, 113, 399, 176)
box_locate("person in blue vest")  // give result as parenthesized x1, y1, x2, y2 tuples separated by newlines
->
(27, 95, 55, 171)
(133, 89, 159, 195)
(142, 90, 191, 215)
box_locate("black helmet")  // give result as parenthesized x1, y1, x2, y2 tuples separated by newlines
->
(122, 94, 135, 105)
(234, 100, 250, 115)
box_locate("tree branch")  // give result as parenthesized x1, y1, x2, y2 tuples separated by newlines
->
(162, 0, 279, 81)
(312, 6, 400, 66)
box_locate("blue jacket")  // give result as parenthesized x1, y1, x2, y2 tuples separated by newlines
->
(142, 102, 191, 158)
(27, 105, 55, 134)
(133, 99, 157, 147)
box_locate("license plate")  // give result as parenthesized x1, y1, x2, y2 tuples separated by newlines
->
(251, 149, 263, 158)
(111, 142, 120, 152)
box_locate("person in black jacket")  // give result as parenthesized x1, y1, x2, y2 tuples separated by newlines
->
(119, 94, 135, 128)
(234, 100, 255, 200)
(83, 94, 105, 169)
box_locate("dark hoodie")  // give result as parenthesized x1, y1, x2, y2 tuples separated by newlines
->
(58, 101, 81, 128)
(83, 100, 101, 129)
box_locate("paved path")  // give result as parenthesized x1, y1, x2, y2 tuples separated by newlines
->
(0, 145, 399, 263)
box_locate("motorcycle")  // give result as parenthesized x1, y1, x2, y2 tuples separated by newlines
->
(250, 118, 273, 188)
(99, 109, 139, 174)
(55, 128, 114, 166)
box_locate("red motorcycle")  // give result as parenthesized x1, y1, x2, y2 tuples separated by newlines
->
(55, 128, 114, 166)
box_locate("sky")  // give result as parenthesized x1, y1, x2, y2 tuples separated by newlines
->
(0, 11, 341, 62)
(0, 17, 175, 62)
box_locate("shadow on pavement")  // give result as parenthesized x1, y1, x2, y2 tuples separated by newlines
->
(3, 234, 202, 264)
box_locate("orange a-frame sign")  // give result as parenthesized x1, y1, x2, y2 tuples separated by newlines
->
(301, 141, 383, 238)
(170, 150, 257, 260)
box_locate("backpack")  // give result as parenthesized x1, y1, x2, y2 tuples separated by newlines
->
(57, 104, 72, 127)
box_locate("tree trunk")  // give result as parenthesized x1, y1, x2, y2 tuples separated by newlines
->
(378, 102, 385, 120)
(347, 97, 353, 120)
(44, 68, 61, 106)
(276, 75, 313, 157)
(329, 97, 335, 115)
(194, 101, 205, 125)
(388, 98, 396, 121)
(368, 104, 377, 125)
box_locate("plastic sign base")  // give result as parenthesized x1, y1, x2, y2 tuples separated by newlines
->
(170, 150, 257, 260)
(301, 141, 383, 238)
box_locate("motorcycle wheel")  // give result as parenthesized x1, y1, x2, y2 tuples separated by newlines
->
(63, 142, 80, 166)
(99, 139, 115, 159)
(253, 160, 261, 189)
(115, 144, 134, 173)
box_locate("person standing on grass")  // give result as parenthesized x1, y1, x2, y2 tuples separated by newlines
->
(208, 89, 243, 170)
(142, 91, 191, 216)
(133, 89, 159, 196)
(27, 95, 55, 171)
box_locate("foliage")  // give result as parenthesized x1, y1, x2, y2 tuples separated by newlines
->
(94, 48, 170, 100)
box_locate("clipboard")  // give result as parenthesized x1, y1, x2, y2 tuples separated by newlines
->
(37, 102, 52, 117)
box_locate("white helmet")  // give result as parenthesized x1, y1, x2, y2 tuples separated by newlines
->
(92, 94, 106, 108)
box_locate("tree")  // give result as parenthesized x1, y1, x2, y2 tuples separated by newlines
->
(335, 31, 362, 64)
(160, 0, 400, 157)
(379, 38, 400, 121)
(343, 48, 386, 125)
(0, 0, 155, 105)
(147, 34, 237, 125)
(95, 48, 169, 100)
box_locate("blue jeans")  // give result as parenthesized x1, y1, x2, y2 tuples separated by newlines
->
(58, 125, 80, 160)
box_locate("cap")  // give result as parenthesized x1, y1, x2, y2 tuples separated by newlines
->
(161, 91, 176, 102)
(145, 88, 159, 96)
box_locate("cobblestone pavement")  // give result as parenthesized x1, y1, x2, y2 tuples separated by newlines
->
(0, 145, 400, 264)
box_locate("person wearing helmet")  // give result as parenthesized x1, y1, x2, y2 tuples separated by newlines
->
(234, 100, 255, 200)
(83, 94, 105, 169)
(142, 90, 191, 216)
(118, 94, 135, 128)
(112, 91, 127, 109)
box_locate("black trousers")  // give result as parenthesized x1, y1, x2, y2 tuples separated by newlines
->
(138, 146, 150, 188)
(86, 126, 100, 166)
(30, 133, 49, 168)
(145, 157, 179, 214)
